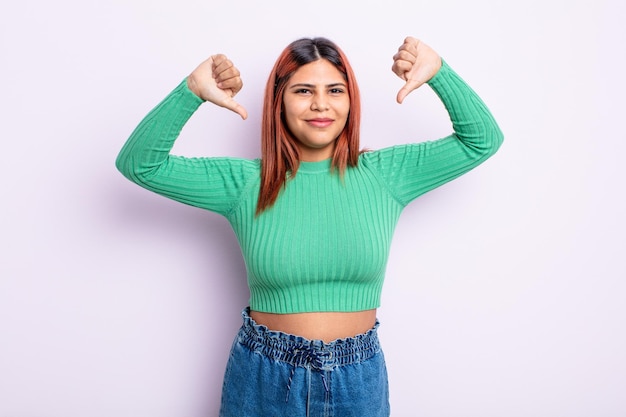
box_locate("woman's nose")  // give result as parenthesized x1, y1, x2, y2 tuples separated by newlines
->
(311, 95, 329, 111)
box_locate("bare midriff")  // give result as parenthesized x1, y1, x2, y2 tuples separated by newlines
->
(249, 309, 377, 343)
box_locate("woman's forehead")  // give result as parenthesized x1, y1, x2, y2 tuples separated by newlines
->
(288, 60, 345, 85)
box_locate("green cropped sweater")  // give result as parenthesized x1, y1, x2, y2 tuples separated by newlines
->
(116, 61, 503, 313)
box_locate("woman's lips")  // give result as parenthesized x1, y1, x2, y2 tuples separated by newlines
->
(307, 118, 333, 128)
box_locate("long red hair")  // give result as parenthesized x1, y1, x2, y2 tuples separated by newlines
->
(256, 37, 362, 215)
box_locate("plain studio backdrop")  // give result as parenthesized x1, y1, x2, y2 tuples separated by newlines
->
(1, 0, 624, 416)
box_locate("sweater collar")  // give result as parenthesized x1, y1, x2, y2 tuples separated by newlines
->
(297, 158, 332, 173)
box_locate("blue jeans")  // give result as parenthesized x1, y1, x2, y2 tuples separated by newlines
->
(219, 308, 390, 417)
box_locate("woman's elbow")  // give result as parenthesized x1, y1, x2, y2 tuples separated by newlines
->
(490, 124, 504, 154)
(478, 120, 504, 158)
(115, 153, 128, 176)
(115, 152, 137, 182)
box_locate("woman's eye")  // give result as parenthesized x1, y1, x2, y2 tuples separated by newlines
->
(330, 88, 345, 94)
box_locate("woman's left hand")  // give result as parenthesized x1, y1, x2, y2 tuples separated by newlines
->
(392, 37, 442, 104)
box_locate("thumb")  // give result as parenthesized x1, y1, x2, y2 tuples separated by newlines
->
(224, 99, 248, 120)
(396, 79, 424, 104)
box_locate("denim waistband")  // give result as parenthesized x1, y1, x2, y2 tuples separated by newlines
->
(237, 307, 381, 371)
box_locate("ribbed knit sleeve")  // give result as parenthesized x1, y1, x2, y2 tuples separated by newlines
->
(115, 80, 259, 216)
(362, 60, 504, 206)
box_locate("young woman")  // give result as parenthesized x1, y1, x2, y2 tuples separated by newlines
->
(116, 36, 503, 417)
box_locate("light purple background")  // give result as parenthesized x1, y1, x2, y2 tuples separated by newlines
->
(1, 0, 625, 416)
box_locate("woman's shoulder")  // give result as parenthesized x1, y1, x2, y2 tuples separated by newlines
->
(359, 144, 418, 164)
(191, 156, 261, 184)
(212, 156, 261, 166)
(201, 156, 261, 170)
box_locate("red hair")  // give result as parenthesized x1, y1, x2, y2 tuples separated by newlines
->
(256, 37, 362, 215)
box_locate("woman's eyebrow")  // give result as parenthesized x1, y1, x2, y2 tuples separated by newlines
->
(288, 82, 347, 89)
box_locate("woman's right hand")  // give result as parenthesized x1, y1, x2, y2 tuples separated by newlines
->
(187, 54, 248, 120)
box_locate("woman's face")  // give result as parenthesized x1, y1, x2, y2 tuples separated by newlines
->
(282, 59, 350, 162)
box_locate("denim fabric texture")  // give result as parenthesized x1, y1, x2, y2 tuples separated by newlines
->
(219, 308, 390, 417)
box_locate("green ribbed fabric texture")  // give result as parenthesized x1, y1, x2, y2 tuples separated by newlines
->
(116, 61, 503, 313)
